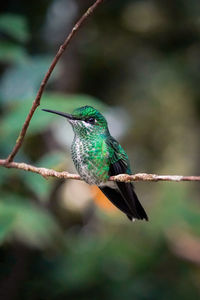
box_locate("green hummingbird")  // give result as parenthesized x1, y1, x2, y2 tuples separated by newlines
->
(42, 106, 148, 221)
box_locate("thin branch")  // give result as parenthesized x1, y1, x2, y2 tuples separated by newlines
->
(0, 159, 200, 182)
(6, 0, 104, 164)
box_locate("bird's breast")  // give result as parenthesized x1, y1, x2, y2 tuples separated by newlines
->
(71, 137, 110, 185)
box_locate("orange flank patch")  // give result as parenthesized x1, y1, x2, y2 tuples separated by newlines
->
(91, 186, 118, 212)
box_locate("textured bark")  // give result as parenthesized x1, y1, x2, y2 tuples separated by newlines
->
(1, 160, 200, 182)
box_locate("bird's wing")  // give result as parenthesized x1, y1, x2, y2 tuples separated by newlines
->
(100, 137, 148, 221)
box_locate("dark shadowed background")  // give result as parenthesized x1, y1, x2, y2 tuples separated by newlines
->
(0, 0, 200, 299)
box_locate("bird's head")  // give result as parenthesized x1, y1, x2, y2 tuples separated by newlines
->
(42, 106, 109, 138)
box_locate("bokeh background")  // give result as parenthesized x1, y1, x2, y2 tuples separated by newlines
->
(0, 0, 200, 299)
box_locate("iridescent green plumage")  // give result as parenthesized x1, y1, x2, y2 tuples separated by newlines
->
(70, 106, 130, 185)
(42, 106, 148, 221)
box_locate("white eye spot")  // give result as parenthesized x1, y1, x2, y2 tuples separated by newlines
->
(83, 121, 93, 128)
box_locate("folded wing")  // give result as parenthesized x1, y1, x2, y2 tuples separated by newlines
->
(99, 137, 148, 221)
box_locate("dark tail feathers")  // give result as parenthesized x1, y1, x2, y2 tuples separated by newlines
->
(99, 184, 148, 221)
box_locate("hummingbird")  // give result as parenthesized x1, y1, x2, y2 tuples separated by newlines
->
(42, 106, 148, 221)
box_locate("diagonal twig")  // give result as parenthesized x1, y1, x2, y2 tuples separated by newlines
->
(6, 0, 104, 164)
(1, 159, 200, 182)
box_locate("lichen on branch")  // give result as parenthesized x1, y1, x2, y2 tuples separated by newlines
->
(0, 160, 200, 182)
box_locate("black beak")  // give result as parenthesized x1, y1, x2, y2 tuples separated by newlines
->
(42, 109, 76, 120)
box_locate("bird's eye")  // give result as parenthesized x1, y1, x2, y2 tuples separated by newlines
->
(85, 117, 95, 124)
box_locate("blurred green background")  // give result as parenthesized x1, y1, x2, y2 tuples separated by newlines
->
(0, 0, 200, 299)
